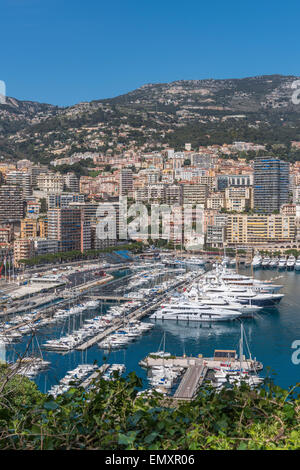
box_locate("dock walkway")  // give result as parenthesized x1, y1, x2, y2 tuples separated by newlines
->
(173, 365, 208, 399)
(76, 271, 206, 351)
(81, 364, 110, 389)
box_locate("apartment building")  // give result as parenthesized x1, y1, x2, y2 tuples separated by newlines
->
(26, 201, 41, 217)
(280, 203, 296, 216)
(224, 187, 252, 212)
(0, 226, 13, 244)
(64, 172, 79, 192)
(135, 184, 165, 203)
(163, 184, 182, 205)
(6, 171, 32, 198)
(14, 239, 35, 265)
(20, 218, 39, 238)
(0, 185, 24, 223)
(206, 192, 225, 210)
(34, 238, 59, 255)
(47, 207, 82, 252)
(253, 156, 289, 213)
(30, 164, 49, 187)
(217, 174, 253, 191)
(37, 173, 64, 194)
(182, 183, 208, 205)
(47, 193, 85, 209)
(226, 214, 295, 245)
(95, 201, 126, 246)
(39, 218, 48, 238)
(206, 225, 226, 248)
(174, 168, 206, 182)
(120, 168, 133, 196)
(79, 176, 100, 195)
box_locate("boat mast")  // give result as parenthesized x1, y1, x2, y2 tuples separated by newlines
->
(239, 322, 243, 372)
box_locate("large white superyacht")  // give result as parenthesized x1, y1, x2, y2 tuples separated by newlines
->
(200, 284, 284, 306)
(203, 266, 283, 293)
(150, 300, 242, 322)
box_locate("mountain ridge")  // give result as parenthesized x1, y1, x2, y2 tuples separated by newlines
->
(1, 74, 300, 163)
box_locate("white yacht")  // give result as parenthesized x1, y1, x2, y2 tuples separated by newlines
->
(262, 257, 271, 268)
(191, 296, 261, 316)
(203, 267, 283, 293)
(201, 284, 284, 306)
(278, 257, 287, 269)
(151, 300, 242, 322)
(269, 258, 278, 269)
(182, 257, 206, 267)
(295, 257, 300, 271)
(251, 255, 262, 268)
(287, 255, 296, 270)
(221, 257, 230, 267)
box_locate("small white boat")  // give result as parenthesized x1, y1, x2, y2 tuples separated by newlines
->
(251, 255, 262, 269)
(278, 257, 287, 269)
(295, 257, 300, 271)
(287, 256, 296, 270)
(262, 257, 271, 268)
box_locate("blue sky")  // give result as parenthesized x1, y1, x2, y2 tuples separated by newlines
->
(1, 0, 300, 106)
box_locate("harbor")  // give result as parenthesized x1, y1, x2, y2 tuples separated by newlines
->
(1, 255, 299, 395)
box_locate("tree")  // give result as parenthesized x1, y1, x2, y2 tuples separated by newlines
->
(0, 371, 299, 450)
(39, 198, 47, 213)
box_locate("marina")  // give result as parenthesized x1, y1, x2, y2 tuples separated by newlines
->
(1, 257, 299, 396)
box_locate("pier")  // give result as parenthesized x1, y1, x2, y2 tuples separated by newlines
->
(173, 365, 208, 400)
(81, 364, 110, 389)
(140, 354, 262, 401)
(140, 355, 262, 372)
(88, 295, 140, 301)
(76, 271, 204, 351)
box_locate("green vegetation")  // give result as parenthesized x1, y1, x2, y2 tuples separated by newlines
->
(0, 368, 299, 450)
(53, 159, 96, 178)
(285, 249, 300, 258)
(19, 242, 144, 267)
(39, 198, 47, 214)
(259, 249, 300, 257)
(4, 76, 300, 162)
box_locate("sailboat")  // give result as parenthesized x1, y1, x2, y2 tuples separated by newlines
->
(212, 323, 263, 389)
(229, 323, 264, 388)
(149, 332, 171, 358)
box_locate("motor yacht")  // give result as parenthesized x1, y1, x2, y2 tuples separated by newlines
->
(151, 300, 242, 322)
(278, 257, 287, 269)
(251, 255, 262, 268)
(262, 257, 271, 268)
(269, 258, 278, 269)
(287, 256, 296, 270)
(295, 256, 300, 271)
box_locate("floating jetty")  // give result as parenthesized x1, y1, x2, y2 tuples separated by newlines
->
(140, 351, 263, 401)
(81, 364, 110, 389)
(173, 364, 208, 400)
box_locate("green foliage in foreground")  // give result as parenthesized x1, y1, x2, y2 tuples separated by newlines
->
(0, 367, 299, 450)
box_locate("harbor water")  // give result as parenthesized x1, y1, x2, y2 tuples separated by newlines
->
(5, 267, 300, 392)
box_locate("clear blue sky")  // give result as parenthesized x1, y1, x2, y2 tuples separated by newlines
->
(1, 0, 300, 106)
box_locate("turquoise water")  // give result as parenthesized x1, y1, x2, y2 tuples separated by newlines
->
(6, 267, 300, 392)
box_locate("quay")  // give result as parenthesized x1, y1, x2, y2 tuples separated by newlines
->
(0, 293, 59, 317)
(139, 355, 263, 372)
(140, 354, 263, 401)
(88, 295, 140, 301)
(173, 365, 208, 400)
(80, 364, 110, 389)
